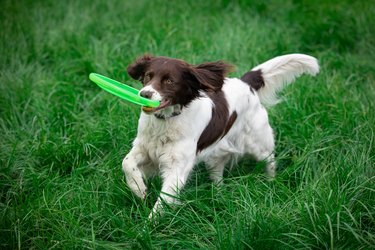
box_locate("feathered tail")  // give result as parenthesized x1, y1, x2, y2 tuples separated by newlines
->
(240, 54, 319, 106)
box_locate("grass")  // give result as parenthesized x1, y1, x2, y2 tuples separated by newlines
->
(1, 0, 374, 249)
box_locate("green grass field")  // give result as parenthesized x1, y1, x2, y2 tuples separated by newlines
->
(1, 0, 374, 249)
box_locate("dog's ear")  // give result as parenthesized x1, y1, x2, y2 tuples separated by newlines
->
(191, 61, 234, 91)
(127, 55, 153, 81)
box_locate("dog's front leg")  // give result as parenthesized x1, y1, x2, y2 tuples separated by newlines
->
(122, 146, 148, 199)
(149, 155, 196, 219)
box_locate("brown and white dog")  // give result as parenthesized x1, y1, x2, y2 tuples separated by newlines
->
(122, 54, 319, 218)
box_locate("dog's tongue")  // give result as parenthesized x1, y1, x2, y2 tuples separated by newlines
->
(142, 100, 170, 113)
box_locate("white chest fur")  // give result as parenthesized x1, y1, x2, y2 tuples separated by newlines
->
(134, 96, 212, 166)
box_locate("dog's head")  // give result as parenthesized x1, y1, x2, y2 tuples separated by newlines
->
(127, 55, 233, 118)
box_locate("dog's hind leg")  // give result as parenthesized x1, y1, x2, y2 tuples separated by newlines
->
(250, 148, 276, 179)
(122, 146, 149, 199)
(263, 153, 276, 179)
(245, 113, 277, 178)
(251, 141, 277, 179)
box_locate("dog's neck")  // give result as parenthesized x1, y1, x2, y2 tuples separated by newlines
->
(153, 104, 182, 119)
(154, 111, 181, 119)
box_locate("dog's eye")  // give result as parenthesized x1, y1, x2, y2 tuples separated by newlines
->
(143, 74, 151, 83)
(164, 79, 173, 85)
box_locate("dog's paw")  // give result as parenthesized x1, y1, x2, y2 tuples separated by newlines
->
(128, 182, 147, 200)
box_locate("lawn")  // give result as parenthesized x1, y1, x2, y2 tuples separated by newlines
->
(1, 0, 374, 249)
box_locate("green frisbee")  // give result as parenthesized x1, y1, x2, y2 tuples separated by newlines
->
(89, 73, 160, 108)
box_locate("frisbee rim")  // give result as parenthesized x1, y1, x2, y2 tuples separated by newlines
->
(89, 73, 160, 108)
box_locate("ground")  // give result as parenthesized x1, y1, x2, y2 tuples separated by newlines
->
(1, 0, 374, 249)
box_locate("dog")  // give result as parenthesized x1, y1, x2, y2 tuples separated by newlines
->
(122, 54, 319, 218)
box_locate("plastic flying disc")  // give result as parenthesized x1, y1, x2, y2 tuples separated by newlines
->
(89, 73, 160, 108)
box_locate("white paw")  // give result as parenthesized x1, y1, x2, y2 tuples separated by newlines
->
(128, 181, 147, 199)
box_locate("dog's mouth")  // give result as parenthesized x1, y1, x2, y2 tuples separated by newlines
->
(142, 99, 171, 114)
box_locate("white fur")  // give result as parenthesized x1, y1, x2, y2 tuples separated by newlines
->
(122, 54, 319, 218)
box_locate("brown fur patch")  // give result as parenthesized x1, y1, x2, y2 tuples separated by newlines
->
(223, 111, 237, 138)
(197, 92, 237, 153)
(192, 61, 234, 91)
(240, 69, 264, 91)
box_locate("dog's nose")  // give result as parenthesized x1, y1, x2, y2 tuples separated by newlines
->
(139, 90, 154, 99)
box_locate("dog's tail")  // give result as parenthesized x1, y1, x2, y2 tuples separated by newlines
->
(240, 54, 319, 106)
